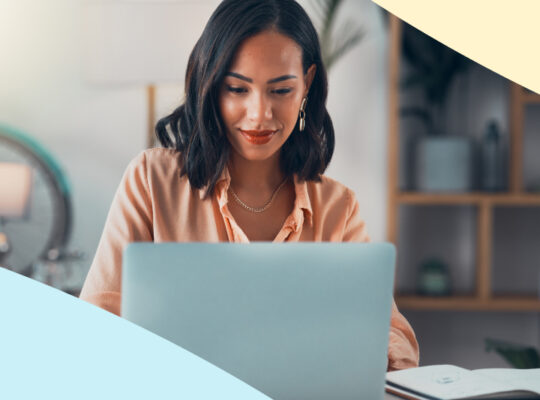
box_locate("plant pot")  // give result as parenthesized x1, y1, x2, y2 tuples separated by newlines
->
(416, 136, 474, 192)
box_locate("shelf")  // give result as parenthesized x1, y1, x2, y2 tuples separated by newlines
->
(396, 192, 540, 206)
(388, 17, 539, 312)
(395, 295, 540, 311)
(523, 92, 540, 104)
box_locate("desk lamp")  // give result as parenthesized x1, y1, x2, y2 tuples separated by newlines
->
(82, 1, 217, 148)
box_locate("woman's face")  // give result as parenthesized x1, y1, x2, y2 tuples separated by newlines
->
(219, 30, 315, 162)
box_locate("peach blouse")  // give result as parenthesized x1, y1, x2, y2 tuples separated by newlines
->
(80, 148, 419, 370)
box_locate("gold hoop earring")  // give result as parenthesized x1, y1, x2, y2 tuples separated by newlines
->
(299, 97, 307, 132)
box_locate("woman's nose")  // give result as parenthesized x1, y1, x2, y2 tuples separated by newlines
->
(247, 93, 272, 124)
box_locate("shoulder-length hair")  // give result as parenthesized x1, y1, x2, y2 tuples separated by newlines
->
(156, 0, 335, 197)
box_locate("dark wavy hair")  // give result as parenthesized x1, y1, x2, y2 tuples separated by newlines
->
(156, 0, 335, 197)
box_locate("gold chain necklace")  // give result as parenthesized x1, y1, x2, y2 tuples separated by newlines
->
(229, 178, 288, 213)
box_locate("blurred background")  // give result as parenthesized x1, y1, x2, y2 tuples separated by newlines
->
(0, 0, 538, 370)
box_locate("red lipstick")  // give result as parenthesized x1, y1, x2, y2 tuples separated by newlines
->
(239, 129, 276, 145)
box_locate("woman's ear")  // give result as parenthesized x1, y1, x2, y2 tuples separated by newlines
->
(304, 64, 316, 97)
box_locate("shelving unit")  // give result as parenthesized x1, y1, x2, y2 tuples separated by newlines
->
(386, 15, 540, 311)
(395, 296, 540, 312)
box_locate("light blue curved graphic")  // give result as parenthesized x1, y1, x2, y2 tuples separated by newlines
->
(0, 268, 269, 399)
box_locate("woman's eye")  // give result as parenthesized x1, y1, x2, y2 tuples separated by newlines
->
(226, 86, 247, 94)
(272, 88, 292, 95)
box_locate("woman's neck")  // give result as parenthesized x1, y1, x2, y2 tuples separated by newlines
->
(227, 152, 286, 193)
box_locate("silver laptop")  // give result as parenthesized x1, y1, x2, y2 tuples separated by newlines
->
(122, 242, 395, 399)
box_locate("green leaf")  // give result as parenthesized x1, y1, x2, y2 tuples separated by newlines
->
(401, 22, 472, 111)
(312, 0, 364, 71)
(485, 338, 540, 369)
(399, 106, 433, 133)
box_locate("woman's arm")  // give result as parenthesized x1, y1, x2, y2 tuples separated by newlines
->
(342, 190, 420, 371)
(387, 301, 420, 370)
(79, 151, 153, 316)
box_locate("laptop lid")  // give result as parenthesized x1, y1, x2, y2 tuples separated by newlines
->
(122, 242, 395, 399)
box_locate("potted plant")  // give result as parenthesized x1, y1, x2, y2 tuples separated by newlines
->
(485, 338, 540, 369)
(311, 0, 364, 71)
(400, 23, 474, 192)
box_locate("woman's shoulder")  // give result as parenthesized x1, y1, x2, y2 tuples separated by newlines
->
(131, 146, 181, 166)
(319, 174, 353, 192)
(127, 147, 183, 176)
(124, 147, 190, 191)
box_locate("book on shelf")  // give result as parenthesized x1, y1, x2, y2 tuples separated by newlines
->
(385, 364, 540, 400)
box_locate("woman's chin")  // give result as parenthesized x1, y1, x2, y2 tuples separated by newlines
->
(230, 145, 281, 163)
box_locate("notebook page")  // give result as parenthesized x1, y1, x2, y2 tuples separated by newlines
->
(386, 365, 515, 400)
(474, 369, 540, 394)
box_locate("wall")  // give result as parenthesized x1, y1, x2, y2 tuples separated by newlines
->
(0, 0, 388, 279)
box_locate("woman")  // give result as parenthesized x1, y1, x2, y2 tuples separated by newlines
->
(80, 0, 419, 371)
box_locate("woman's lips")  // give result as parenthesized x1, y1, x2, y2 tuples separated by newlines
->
(239, 129, 277, 145)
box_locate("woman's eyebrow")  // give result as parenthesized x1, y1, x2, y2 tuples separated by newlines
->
(267, 74, 297, 83)
(226, 72, 297, 84)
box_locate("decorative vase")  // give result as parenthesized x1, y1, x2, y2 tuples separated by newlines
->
(417, 258, 451, 296)
(481, 120, 506, 191)
(416, 136, 474, 192)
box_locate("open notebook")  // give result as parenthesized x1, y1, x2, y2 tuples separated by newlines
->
(386, 364, 540, 400)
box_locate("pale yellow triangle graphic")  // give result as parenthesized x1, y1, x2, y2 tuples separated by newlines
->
(373, 0, 540, 94)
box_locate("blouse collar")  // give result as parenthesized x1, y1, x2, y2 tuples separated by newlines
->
(200, 166, 313, 228)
